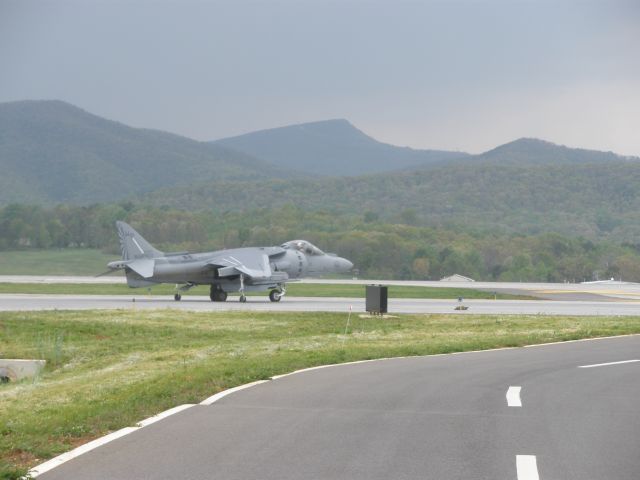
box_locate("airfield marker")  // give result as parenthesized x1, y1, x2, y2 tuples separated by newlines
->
(342, 305, 353, 345)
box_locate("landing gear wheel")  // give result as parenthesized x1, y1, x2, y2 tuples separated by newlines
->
(174, 293, 182, 301)
(239, 295, 247, 303)
(210, 286, 227, 302)
(269, 290, 281, 302)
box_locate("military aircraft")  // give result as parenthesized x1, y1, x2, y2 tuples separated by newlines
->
(104, 221, 353, 302)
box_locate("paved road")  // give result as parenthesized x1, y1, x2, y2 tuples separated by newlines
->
(38, 336, 640, 479)
(3, 293, 640, 315)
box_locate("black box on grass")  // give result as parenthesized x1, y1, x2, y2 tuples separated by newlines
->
(366, 285, 388, 314)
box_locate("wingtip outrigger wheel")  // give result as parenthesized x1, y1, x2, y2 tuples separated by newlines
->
(238, 274, 247, 303)
(174, 293, 182, 301)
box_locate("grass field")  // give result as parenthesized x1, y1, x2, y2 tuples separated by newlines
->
(0, 282, 529, 300)
(1, 310, 640, 478)
(0, 249, 115, 276)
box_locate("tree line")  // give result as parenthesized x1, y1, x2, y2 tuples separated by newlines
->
(2, 203, 640, 282)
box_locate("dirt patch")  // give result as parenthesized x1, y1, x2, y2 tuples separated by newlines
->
(6, 449, 38, 469)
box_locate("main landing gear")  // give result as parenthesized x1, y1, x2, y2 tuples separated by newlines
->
(210, 285, 228, 302)
(269, 290, 281, 302)
(269, 285, 286, 302)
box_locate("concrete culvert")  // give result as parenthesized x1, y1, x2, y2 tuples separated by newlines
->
(0, 366, 12, 383)
(0, 360, 46, 382)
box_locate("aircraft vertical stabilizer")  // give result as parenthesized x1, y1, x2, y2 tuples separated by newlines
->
(116, 221, 163, 260)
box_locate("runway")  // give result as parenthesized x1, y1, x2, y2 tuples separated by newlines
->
(2, 275, 640, 301)
(37, 335, 640, 480)
(3, 293, 640, 315)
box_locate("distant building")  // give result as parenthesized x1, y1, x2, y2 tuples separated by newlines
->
(440, 274, 475, 282)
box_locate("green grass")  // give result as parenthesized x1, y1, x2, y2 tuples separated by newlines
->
(0, 249, 115, 276)
(0, 282, 530, 300)
(1, 309, 640, 478)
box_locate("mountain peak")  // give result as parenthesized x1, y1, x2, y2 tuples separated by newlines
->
(216, 118, 370, 145)
(214, 119, 465, 176)
(478, 137, 631, 166)
(485, 137, 558, 155)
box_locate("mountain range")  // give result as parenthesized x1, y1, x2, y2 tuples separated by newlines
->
(2, 99, 640, 241)
(0, 100, 477, 204)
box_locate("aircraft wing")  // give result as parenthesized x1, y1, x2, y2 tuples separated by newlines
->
(206, 249, 288, 282)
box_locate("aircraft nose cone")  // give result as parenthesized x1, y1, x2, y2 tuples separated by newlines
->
(338, 257, 354, 272)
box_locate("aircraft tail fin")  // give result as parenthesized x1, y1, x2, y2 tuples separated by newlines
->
(116, 221, 163, 260)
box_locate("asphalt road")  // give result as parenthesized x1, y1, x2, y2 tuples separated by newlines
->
(38, 336, 640, 480)
(4, 293, 640, 315)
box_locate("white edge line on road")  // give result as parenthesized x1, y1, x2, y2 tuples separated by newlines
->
(516, 455, 539, 480)
(136, 404, 195, 427)
(29, 427, 139, 477)
(578, 359, 640, 368)
(28, 404, 195, 478)
(507, 386, 522, 407)
(28, 333, 639, 477)
(523, 333, 639, 348)
(270, 359, 384, 380)
(200, 380, 270, 405)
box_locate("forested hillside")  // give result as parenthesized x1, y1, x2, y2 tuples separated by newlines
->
(3, 203, 640, 282)
(214, 119, 468, 176)
(0, 100, 289, 204)
(141, 157, 640, 242)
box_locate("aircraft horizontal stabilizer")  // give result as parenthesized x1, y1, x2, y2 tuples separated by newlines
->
(127, 258, 155, 278)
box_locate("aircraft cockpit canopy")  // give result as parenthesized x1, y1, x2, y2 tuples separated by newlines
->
(282, 240, 325, 256)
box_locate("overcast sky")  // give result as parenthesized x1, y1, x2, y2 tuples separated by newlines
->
(1, 0, 639, 155)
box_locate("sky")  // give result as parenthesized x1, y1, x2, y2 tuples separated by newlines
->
(1, 0, 639, 155)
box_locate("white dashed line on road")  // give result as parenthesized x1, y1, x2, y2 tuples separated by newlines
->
(578, 359, 640, 368)
(506, 386, 522, 407)
(516, 455, 540, 480)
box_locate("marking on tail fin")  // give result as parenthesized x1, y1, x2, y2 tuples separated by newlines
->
(132, 238, 145, 255)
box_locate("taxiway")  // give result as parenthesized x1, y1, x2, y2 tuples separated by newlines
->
(2, 293, 640, 315)
(36, 336, 640, 479)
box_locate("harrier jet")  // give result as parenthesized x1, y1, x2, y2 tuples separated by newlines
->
(105, 221, 353, 302)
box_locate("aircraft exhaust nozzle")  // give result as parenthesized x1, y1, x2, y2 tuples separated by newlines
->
(108, 260, 128, 270)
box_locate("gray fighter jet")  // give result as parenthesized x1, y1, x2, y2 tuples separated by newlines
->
(105, 221, 353, 302)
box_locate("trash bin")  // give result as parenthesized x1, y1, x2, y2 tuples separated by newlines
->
(366, 284, 388, 314)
